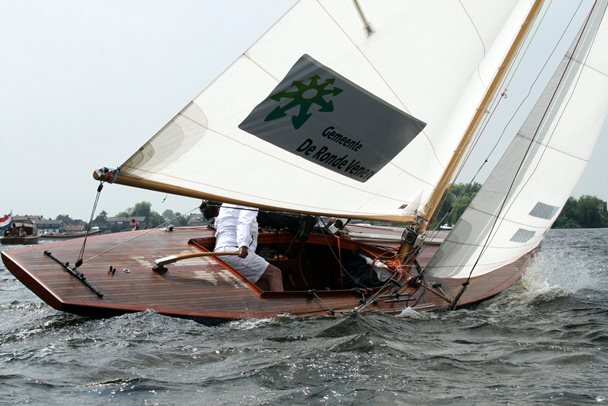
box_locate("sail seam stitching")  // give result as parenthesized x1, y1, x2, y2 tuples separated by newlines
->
(120, 163, 408, 217)
(499, 0, 603, 222)
(314, 0, 444, 171)
(241, 52, 280, 82)
(515, 133, 590, 162)
(174, 112, 433, 207)
(465, 204, 559, 229)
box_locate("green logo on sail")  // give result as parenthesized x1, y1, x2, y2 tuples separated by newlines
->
(264, 75, 343, 129)
(239, 54, 426, 183)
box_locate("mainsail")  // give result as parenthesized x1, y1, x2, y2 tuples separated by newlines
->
(426, 0, 608, 279)
(110, 0, 537, 222)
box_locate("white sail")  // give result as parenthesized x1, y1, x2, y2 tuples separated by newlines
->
(115, 0, 535, 222)
(426, 0, 608, 278)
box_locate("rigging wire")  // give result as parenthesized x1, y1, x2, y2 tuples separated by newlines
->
(448, 0, 597, 309)
(307, 290, 335, 316)
(81, 205, 202, 265)
(427, 1, 581, 243)
(352, 0, 374, 35)
(352, 242, 428, 313)
(74, 181, 105, 268)
(491, 2, 601, 230)
(449, 0, 583, 197)
(424, 3, 556, 232)
(314, 217, 383, 290)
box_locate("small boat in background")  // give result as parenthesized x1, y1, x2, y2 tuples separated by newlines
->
(1, 216, 39, 245)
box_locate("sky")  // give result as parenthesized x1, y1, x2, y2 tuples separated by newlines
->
(0, 0, 606, 221)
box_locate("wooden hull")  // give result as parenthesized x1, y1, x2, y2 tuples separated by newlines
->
(0, 226, 529, 322)
(1, 235, 39, 245)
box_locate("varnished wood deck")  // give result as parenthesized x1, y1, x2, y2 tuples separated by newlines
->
(1, 226, 529, 322)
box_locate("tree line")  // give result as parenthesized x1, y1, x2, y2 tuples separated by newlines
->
(93, 201, 190, 230)
(51, 202, 190, 231)
(434, 183, 607, 229)
(552, 195, 608, 228)
(52, 190, 606, 232)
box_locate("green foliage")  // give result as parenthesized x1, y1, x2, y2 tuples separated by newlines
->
(553, 195, 608, 228)
(107, 201, 193, 229)
(161, 209, 188, 226)
(173, 213, 189, 227)
(435, 186, 607, 229)
(103, 193, 607, 232)
(115, 202, 152, 220)
(148, 211, 165, 228)
(433, 183, 482, 228)
(131, 201, 153, 219)
(93, 210, 108, 227)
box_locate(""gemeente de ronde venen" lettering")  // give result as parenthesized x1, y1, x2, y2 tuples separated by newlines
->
(295, 126, 376, 181)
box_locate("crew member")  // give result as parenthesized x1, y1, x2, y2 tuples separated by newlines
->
(214, 203, 283, 291)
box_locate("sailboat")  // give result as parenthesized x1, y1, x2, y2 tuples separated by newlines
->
(1, 212, 40, 245)
(2, 0, 607, 322)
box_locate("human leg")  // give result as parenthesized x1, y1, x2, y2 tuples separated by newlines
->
(257, 264, 283, 292)
(217, 248, 279, 289)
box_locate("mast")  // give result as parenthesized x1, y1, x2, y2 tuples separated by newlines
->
(424, 0, 608, 280)
(398, 0, 545, 257)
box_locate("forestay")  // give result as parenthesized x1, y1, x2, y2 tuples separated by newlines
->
(426, 0, 608, 278)
(114, 0, 534, 222)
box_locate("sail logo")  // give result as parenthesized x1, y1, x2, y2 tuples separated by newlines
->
(239, 54, 426, 183)
(264, 75, 343, 129)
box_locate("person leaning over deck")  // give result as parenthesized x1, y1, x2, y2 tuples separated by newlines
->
(213, 203, 283, 291)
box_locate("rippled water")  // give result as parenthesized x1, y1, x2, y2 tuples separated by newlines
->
(1, 229, 607, 405)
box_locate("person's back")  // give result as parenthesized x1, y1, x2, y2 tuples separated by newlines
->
(214, 204, 283, 291)
(214, 205, 258, 253)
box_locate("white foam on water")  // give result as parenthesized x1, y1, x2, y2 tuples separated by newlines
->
(396, 306, 434, 320)
(228, 317, 274, 330)
(519, 246, 600, 303)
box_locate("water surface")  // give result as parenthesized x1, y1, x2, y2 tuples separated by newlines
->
(1, 229, 607, 405)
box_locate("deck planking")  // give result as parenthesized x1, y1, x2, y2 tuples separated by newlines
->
(2, 226, 528, 321)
